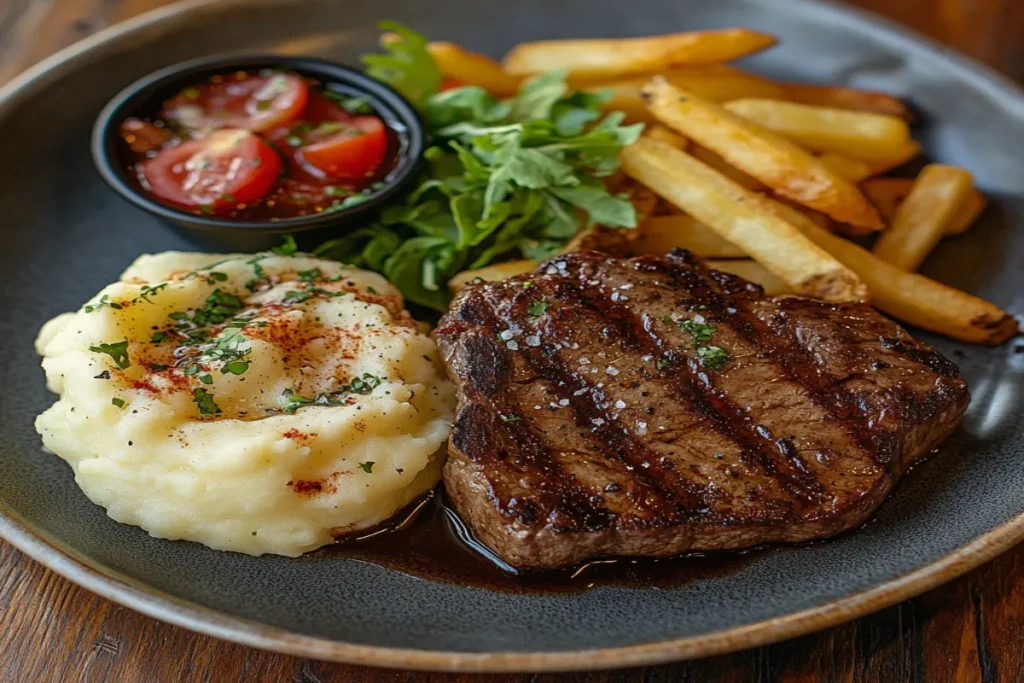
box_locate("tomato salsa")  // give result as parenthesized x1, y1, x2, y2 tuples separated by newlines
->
(118, 70, 402, 221)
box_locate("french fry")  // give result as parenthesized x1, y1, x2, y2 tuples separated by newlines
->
(864, 139, 922, 175)
(938, 184, 987, 235)
(817, 153, 873, 183)
(644, 123, 688, 149)
(620, 137, 866, 302)
(502, 29, 777, 80)
(449, 260, 537, 294)
(778, 82, 914, 121)
(723, 99, 913, 166)
(635, 214, 746, 258)
(381, 37, 525, 97)
(705, 259, 791, 295)
(862, 177, 987, 235)
(599, 81, 657, 123)
(861, 177, 911, 220)
(592, 65, 785, 123)
(643, 78, 884, 232)
(872, 165, 974, 271)
(765, 198, 1017, 345)
(774, 199, 833, 230)
(664, 64, 784, 101)
(688, 144, 766, 192)
(426, 42, 524, 96)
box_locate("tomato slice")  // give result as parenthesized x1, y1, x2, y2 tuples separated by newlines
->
(161, 73, 308, 134)
(297, 117, 388, 180)
(142, 128, 282, 212)
(302, 91, 353, 123)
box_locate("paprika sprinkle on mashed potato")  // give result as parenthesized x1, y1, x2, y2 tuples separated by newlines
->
(34, 250, 455, 557)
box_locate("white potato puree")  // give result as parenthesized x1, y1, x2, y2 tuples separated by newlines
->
(35, 251, 455, 556)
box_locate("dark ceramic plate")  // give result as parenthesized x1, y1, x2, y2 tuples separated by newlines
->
(1, 0, 1022, 673)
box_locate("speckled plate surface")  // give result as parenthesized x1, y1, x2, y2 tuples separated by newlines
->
(1, 0, 1023, 673)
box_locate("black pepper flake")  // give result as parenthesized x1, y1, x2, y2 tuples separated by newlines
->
(94, 370, 111, 380)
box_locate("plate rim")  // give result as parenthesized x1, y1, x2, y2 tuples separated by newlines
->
(3, 0, 1024, 672)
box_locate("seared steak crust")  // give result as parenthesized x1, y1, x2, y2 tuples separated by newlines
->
(435, 250, 970, 570)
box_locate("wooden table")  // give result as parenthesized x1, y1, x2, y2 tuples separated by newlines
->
(2, 1, 1023, 680)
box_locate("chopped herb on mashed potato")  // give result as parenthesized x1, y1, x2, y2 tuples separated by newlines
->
(35, 251, 456, 557)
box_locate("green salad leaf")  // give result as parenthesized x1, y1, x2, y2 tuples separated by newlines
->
(361, 21, 442, 107)
(317, 22, 644, 311)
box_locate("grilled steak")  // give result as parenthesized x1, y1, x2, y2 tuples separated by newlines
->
(435, 250, 970, 571)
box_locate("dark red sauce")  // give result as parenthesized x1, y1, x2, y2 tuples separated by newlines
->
(118, 69, 403, 221)
(328, 490, 760, 594)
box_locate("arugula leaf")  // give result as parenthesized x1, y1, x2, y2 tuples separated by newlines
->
(425, 87, 510, 128)
(506, 69, 569, 121)
(490, 148, 577, 191)
(383, 236, 461, 310)
(549, 184, 636, 228)
(314, 23, 642, 311)
(551, 90, 610, 135)
(361, 21, 442, 106)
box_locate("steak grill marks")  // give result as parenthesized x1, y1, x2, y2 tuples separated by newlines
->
(466, 288, 708, 530)
(559, 277, 827, 507)
(616, 258, 835, 502)
(446, 313, 613, 532)
(436, 250, 971, 570)
(655, 254, 893, 471)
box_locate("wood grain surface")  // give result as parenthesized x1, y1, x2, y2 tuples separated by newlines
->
(2, 1, 1024, 681)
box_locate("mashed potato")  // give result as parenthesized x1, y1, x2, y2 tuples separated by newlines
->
(35, 251, 455, 556)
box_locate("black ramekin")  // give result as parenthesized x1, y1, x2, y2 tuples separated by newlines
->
(92, 55, 425, 252)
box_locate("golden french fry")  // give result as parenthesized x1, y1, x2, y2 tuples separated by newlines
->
(662, 64, 784, 101)
(773, 199, 833, 230)
(449, 260, 537, 294)
(862, 177, 987, 236)
(620, 137, 866, 302)
(502, 29, 777, 80)
(861, 177, 911, 220)
(723, 99, 913, 167)
(426, 42, 524, 96)
(765, 198, 1017, 345)
(644, 123, 688, 149)
(635, 214, 746, 258)
(592, 65, 784, 122)
(816, 153, 873, 183)
(864, 140, 922, 175)
(943, 190, 987, 236)
(598, 81, 657, 123)
(872, 165, 974, 271)
(778, 82, 913, 121)
(643, 78, 883, 232)
(688, 144, 766, 192)
(706, 259, 791, 295)
(381, 37, 525, 97)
